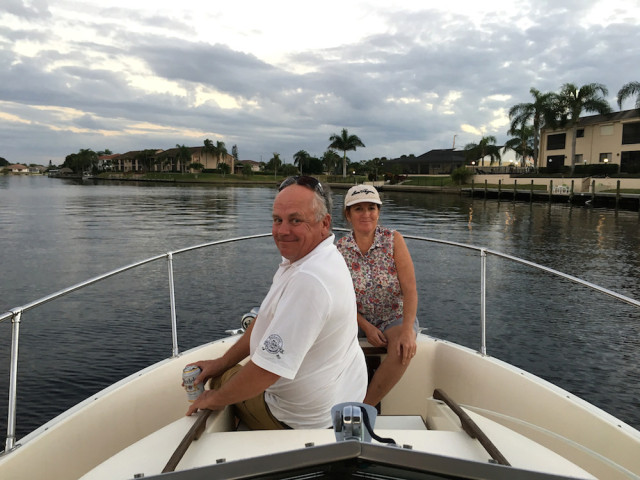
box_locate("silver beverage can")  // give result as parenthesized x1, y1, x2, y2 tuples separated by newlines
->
(182, 365, 204, 402)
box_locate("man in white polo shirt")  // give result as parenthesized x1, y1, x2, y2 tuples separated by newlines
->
(186, 176, 367, 429)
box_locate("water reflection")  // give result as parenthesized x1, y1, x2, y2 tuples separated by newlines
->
(1, 176, 639, 439)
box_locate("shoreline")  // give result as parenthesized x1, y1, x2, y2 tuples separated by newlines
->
(52, 174, 640, 212)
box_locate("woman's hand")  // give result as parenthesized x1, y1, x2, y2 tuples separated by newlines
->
(395, 327, 417, 365)
(364, 322, 388, 348)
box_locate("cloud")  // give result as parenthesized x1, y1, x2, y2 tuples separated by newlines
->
(1, 0, 639, 165)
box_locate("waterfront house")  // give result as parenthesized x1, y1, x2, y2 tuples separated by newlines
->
(97, 154, 120, 171)
(387, 149, 467, 174)
(235, 160, 261, 174)
(9, 164, 29, 174)
(111, 150, 161, 173)
(538, 108, 640, 173)
(28, 165, 46, 174)
(110, 147, 234, 173)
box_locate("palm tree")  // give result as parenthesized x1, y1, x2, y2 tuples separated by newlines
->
(555, 83, 612, 174)
(328, 128, 365, 177)
(365, 157, 385, 181)
(504, 125, 535, 167)
(293, 150, 311, 174)
(508, 88, 556, 168)
(214, 141, 228, 170)
(203, 139, 228, 172)
(463, 136, 501, 167)
(269, 152, 282, 178)
(203, 139, 216, 168)
(617, 82, 640, 109)
(321, 150, 341, 175)
(175, 144, 192, 173)
(135, 149, 157, 172)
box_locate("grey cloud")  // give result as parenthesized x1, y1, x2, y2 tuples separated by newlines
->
(1, 2, 639, 166)
(1, 0, 51, 20)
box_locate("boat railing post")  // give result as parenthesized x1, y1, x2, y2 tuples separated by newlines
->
(480, 249, 487, 356)
(167, 253, 179, 358)
(5, 309, 22, 452)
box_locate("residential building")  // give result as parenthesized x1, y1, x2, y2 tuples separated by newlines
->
(109, 147, 235, 173)
(8, 164, 29, 173)
(538, 109, 640, 173)
(235, 160, 261, 174)
(111, 150, 161, 172)
(97, 154, 120, 171)
(28, 165, 46, 174)
(387, 149, 467, 174)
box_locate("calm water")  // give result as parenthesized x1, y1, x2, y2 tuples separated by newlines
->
(1, 175, 639, 441)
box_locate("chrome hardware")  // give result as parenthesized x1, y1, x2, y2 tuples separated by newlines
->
(241, 307, 259, 331)
(332, 402, 378, 443)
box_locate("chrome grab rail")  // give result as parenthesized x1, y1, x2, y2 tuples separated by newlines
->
(0, 233, 271, 452)
(2, 231, 640, 452)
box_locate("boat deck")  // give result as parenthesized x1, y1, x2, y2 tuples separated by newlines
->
(80, 404, 594, 479)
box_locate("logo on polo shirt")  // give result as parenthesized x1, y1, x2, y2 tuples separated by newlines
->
(263, 334, 284, 358)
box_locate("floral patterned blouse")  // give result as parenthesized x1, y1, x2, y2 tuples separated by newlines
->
(337, 226, 403, 332)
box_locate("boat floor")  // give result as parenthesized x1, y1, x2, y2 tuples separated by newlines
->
(81, 408, 594, 479)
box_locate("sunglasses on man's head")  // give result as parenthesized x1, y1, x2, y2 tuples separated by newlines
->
(278, 176, 330, 212)
(278, 175, 324, 194)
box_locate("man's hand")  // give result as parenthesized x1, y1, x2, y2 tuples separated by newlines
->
(186, 389, 223, 416)
(186, 358, 228, 387)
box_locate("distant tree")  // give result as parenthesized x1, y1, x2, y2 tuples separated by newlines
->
(321, 149, 341, 174)
(364, 157, 385, 180)
(267, 152, 282, 174)
(617, 81, 640, 109)
(241, 162, 253, 176)
(202, 138, 216, 157)
(463, 136, 501, 167)
(504, 125, 535, 166)
(175, 144, 192, 173)
(555, 83, 611, 174)
(328, 128, 365, 177)
(203, 139, 228, 171)
(306, 157, 324, 175)
(97, 149, 113, 156)
(508, 88, 556, 168)
(135, 149, 157, 172)
(451, 166, 473, 185)
(63, 148, 98, 173)
(232, 144, 239, 162)
(293, 150, 311, 174)
(281, 164, 299, 176)
(215, 141, 228, 168)
(0, 157, 8, 167)
(203, 138, 216, 166)
(218, 162, 230, 176)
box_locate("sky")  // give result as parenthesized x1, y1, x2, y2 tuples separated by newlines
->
(1, 0, 640, 166)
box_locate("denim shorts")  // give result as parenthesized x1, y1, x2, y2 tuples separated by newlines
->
(358, 316, 419, 337)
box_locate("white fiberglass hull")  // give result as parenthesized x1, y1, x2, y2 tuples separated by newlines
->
(1, 333, 639, 479)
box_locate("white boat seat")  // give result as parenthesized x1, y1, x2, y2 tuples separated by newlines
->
(375, 415, 427, 430)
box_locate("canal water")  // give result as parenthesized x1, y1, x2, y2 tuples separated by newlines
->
(1, 175, 639, 440)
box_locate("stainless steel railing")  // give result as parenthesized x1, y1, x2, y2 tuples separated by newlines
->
(0, 233, 271, 452)
(2, 231, 639, 451)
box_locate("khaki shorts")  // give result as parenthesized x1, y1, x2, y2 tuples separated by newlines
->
(211, 364, 288, 430)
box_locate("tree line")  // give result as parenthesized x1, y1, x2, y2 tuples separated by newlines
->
(53, 81, 640, 179)
(58, 129, 368, 179)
